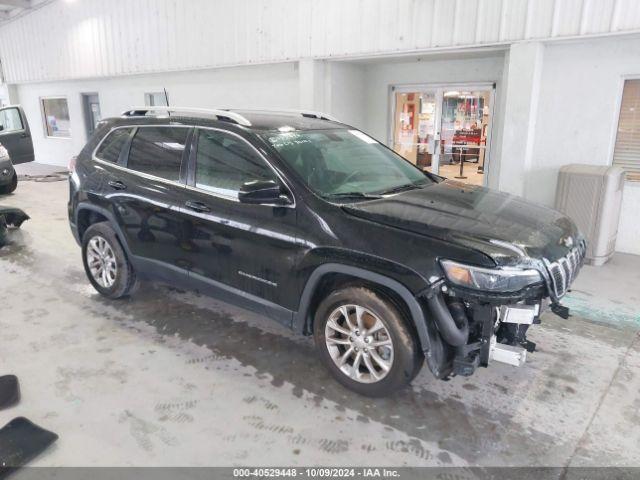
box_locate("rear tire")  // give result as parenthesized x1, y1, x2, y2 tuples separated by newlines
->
(0, 172, 17, 194)
(82, 222, 137, 299)
(314, 286, 423, 397)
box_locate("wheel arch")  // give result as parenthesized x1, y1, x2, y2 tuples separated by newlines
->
(75, 203, 132, 257)
(294, 263, 435, 362)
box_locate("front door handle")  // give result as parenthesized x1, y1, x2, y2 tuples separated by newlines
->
(185, 201, 211, 213)
(108, 180, 127, 191)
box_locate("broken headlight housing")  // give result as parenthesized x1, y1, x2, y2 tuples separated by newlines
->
(440, 259, 543, 292)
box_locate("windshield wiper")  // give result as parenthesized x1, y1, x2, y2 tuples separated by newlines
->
(324, 192, 383, 200)
(378, 183, 423, 195)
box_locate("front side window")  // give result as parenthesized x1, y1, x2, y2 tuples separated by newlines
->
(41, 98, 70, 138)
(195, 129, 276, 198)
(127, 127, 188, 181)
(95, 128, 132, 163)
(264, 128, 433, 199)
(0, 108, 24, 133)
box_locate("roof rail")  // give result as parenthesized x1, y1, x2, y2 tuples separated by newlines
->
(121, 107, 252, 127)
(241, 109, 340, 122)
(291, 110, 340, 122)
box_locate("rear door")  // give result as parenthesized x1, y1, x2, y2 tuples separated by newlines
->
(177, 127, 301, 317)
(108, 125, 192, 277)
(0, 106, 34, 164)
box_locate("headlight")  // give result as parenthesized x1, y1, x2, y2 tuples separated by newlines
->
(440, 259, 543, 292)
(0, 145, 8, 158)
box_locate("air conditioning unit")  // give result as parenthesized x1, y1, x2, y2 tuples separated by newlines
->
(555, 164, 625, 266)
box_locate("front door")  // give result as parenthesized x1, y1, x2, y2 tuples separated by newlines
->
(0, 105, 34, 165)
(391, 85, 495, 186)
(176, 127, 300, 321)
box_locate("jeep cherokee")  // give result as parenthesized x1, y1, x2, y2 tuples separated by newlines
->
(68, 107, 585, 397)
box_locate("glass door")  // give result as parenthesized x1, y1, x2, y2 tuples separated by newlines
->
(391, 85, 494, 186)
(392, 89, 442, 176)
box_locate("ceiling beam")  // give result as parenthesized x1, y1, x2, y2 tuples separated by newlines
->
(0, 0, 32, 9)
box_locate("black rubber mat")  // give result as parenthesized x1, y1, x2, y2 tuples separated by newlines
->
(0, 375, 20, 410)
(0, 208, 30, 228)
(0, 417, 58, 478)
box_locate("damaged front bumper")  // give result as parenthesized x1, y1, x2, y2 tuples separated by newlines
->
(421, 242, 587, 379)
(421, 293, 548, 379)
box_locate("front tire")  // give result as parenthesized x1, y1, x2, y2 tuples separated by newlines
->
(0, 172, 17, 194)
(314, 287, 423, 397)
(82, 222, 137, 299)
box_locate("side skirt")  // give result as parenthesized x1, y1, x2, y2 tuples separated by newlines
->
(131, 256, 294, 328)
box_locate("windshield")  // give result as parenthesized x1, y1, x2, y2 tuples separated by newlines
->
(263, 128, 434, 199)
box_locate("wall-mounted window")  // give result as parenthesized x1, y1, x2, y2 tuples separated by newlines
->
(41, 97, 70, 138)
(613, 79, 640, 181)
(144, 92, 168, 107)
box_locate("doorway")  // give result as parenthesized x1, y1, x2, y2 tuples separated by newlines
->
(82, 93, 102, 138)
(390, 84, 495, 186)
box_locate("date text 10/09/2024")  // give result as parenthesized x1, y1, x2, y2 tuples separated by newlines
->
(233, 468, 401, 478)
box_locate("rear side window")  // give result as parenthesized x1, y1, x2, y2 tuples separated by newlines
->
(127, 127, 188, 181)
(95, 128, 132, 163)
(195, 129, 276, 198)
(0, 107, 24, 133)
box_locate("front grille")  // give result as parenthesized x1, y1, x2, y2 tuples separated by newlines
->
(543, 241, 586, 299)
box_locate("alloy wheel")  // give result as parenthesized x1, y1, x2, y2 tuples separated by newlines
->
(324, 304, 394, 383)
(86, 235, 118, 289)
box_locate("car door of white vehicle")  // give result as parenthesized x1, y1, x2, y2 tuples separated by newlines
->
(0, 105, 34, 164)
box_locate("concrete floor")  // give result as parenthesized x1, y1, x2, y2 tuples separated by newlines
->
(1, 168, 639, 468)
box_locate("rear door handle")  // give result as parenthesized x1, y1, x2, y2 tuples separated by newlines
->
(185, 201, 211, 213)
(108, 180, 127, 191)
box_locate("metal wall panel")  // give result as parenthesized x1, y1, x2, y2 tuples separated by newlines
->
(1, 0, 639, 84)
(500, 0, 528, 41)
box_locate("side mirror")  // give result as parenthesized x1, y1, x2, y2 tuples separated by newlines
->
(238, 179, 291, 206)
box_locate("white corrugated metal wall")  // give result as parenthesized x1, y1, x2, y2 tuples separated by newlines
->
(1, 0, 640, 84)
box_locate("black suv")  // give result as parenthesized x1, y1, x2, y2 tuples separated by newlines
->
(68, 107, 585, 397)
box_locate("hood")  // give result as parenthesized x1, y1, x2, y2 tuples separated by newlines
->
(342, 180, 581, 267)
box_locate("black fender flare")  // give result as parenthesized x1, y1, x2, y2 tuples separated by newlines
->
(74, 203, 132, 257)
(293, 263, 438, 367)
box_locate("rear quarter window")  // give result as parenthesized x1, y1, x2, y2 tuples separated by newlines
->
(95, 128, 132, 163)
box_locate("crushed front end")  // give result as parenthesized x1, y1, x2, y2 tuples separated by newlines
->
(420, 239, 587, 379)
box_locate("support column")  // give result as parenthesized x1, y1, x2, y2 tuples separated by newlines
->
(498, 42, 544, 197)
(6, 84, 19, 104)
(0, 83, 18, 106)
(298, 58, 328, 112)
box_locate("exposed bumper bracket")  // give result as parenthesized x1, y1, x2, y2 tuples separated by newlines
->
(490, 337, 527, 367)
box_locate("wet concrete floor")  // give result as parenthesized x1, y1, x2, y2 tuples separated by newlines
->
(1, 177, 639, 468)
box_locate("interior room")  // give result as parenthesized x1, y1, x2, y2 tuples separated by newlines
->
(0, 1, 639, 478)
